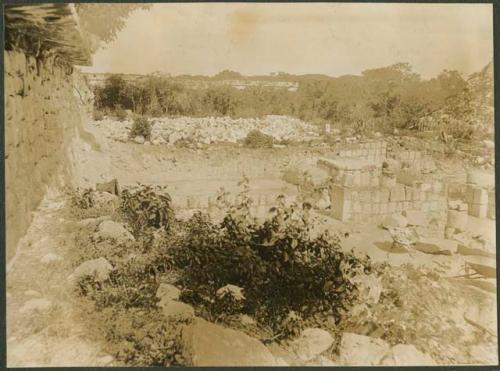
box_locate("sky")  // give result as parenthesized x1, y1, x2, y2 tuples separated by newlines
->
(81, 3, 493, 79)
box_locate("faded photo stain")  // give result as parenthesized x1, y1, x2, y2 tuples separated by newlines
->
(227, 9, 261, 45)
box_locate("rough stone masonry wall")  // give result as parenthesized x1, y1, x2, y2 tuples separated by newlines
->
(4, 50, 85, 261)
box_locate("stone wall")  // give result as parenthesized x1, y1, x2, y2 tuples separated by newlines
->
(4, 50, 88, 261)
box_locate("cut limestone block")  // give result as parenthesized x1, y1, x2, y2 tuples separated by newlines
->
(381, 213, 407, 229)
(446, 210, 468, 230)
(330, 185, 351, 221)
(402, 210, 428, 227)
(415, 238, 458, 255)
(469, 203, 488, 219)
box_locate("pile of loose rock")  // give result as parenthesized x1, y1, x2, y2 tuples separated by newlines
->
(92, 115, 319, 145)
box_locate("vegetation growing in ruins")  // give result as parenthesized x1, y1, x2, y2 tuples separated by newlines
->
(120, 184, 174, 237)
(91, 62, 490, 140)
(129, 116, 152, 140)
(244, 129, 274, 148)
(71, 183, 374, 365)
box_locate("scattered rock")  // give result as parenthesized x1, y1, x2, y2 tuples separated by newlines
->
(133, 135, 145, 144)
(144, 141, 151, 146)
(95, 220, 134, 243)
(379, 344, 436, 366)
(19, 298, 52, 314)
(40, 253, 63, 264)
(68, 257, 113, 284)
(290, 328, 334, 362)
(337, 333, 390, 366)
(181, 317, 278, 366)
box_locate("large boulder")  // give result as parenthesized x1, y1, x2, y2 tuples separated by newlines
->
(156, 283, 181, 303)
(181, 318, 278, 366)
(290, 328, 334, 362)
(379, 344, 436, 366)
(95, 220, 134, 243)
(337, 333, 390, 366)
(68, 257, 113, 284)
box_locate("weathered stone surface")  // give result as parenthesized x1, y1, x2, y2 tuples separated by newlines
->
(337, 333, 390, 366)
(68, 257, 113, 283)
(156, 283, 181, 303)
(181, 318, 278, 366)
(290, 328, 334, 362)
(402, 210, 428, 227)
(379, 344, 436, 366)
(19, 298, 52, 314)
(382, 214, 408, 229)
(133, 135, 145, 144)
(160, 301, 195, 320)
(77, 215, 111, 229)
(40, 252, 63, 264)
(95, 220, 134, 243)
(415, 237, 457, 255)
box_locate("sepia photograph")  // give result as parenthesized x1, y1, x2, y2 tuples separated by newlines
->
(4, 2, 498, 367)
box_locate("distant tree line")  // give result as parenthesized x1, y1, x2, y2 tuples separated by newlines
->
(92, 62, 477, 134)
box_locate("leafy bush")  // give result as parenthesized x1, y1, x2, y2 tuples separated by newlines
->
(83, 305, 189, 366)
(120, 184, 174, 237)
(70, 188, 95, 209)
(129, 116, 152, 141)
(170, 189, 371, 336)
(244, 130, 274, 148)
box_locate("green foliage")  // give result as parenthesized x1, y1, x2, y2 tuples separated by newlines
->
(129, 116, 152, 140)
(120, 184, 175, 237)
(170, 187, 371, 335)
(91, 62, 484, 140)
(87, 306, 189, 366)
(244, 130, 274, 148)
(71, 188, 95, 209)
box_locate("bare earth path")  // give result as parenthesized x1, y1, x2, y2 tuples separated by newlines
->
(6, 192, 113, 367)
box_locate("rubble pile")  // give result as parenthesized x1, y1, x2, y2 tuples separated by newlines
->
(92, 115, 319, 145)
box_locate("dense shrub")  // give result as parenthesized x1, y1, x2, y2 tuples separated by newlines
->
(170, 191, 371, 335)
(70, 187, 95, 209)
(244, 129, 274, 148)
(129, 116, 152, 140)
(120, 184, 174, 237)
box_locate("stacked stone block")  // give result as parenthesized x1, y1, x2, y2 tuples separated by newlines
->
(329, 183, 447, 223)
(332, 141, 387, 163)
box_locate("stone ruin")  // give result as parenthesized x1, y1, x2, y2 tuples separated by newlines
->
(312, 139, 495, 237)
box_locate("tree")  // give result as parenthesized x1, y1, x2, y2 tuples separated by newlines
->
(75, 4, 152, 53)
